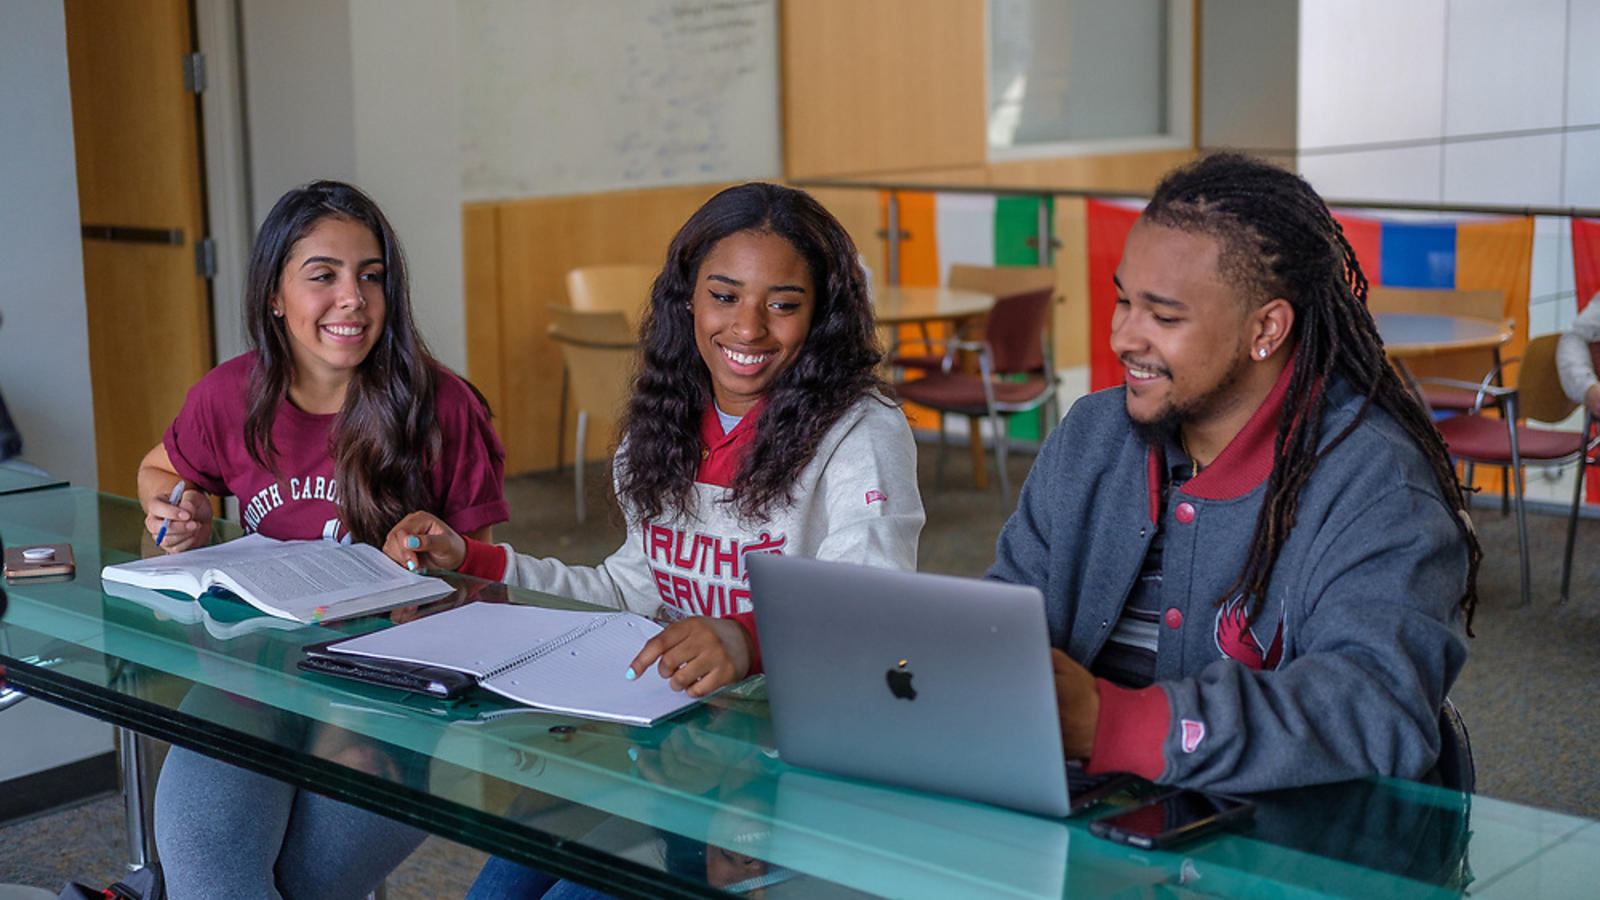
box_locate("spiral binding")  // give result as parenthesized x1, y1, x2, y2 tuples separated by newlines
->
(481, 612, 629, 681)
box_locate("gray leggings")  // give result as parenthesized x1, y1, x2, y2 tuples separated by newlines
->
(152, 689, 427, 900)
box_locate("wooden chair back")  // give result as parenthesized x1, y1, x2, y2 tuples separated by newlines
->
(565, 264, 656, 326)
(1517, 332, 1579, 425)
(547, 306, 637, 438)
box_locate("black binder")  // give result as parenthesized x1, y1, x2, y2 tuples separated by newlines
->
(298, 637, 475, 699)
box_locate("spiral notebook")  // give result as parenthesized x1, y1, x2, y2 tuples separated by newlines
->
(311, 602, 700, 725)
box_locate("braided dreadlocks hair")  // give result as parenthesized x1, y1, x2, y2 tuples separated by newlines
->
(1143, 152, 1480, 632)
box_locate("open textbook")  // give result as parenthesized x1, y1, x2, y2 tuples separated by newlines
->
(103, 579, 306, 640)
(101, 534, 454, 625)
(313, 602, 701, 725)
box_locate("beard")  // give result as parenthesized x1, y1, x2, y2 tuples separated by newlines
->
(1127, 350, 1254, 449)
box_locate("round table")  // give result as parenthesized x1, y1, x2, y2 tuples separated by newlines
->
(871, 284, 996, 325)
(1374, 312, 1511, 358)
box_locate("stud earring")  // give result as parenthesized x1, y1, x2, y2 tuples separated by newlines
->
(271, 308, 283, 317)
(1257, 347, 1268, 359)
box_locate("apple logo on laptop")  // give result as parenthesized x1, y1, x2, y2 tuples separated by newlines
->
(886, 659, 916, 700)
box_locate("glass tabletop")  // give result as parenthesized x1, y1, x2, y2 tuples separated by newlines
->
(2, 487, 1596, 899)
(0, 463, 69, 495)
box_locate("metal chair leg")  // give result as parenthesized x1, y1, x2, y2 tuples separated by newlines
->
(1510, 463, 1531, 608)
(1561, 421, 1593, 604)
(990, 410, 1009, 497)
(574, 410, 588, 524)
(1504, 403, 1531, 608)
(1561, 452, 1586, 604)
(120, 727, 155, 870)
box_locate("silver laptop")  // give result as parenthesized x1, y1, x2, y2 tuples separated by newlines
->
(748, 555, 1072, 817)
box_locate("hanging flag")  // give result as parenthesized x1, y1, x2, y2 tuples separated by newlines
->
(1569, 219, 1600, 501)
(1086, 199, 1143, 392)
(1332, 212, 1383, 287)
(1574, 218, 1600, 310)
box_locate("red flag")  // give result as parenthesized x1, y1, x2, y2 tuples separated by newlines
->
(1332, 211, 1383, 290)
(1087, 200, 1142, 392)
(1574, 218, 1600, 311)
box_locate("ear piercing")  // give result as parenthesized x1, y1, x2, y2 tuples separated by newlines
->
(1257, 347, 1268, 359)
(271, 308, 283, 317)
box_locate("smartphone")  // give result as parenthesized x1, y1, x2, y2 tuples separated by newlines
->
(1067, 770, 1145, 814)
(3, 543, 76, 580)
(1088, 788, 1254, 849)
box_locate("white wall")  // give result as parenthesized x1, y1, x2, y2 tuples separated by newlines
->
(0, 0, 99, 488)
(350, 0, 464, 372)
(238, 0, 466, 372)
(0, 0, 113, 784)
(1294, 0, 1599, 339)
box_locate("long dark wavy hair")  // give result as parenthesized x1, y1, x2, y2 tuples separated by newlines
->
(1143, 153, 1480, 631)
(242, 180, 445, 545)
(615, 182, 886, 523)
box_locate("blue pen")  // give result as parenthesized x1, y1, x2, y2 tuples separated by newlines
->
(154, 480, 186, 545)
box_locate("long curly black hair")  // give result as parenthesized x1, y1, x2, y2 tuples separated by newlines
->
(615, 183, 885, 524)
(242, 180, 452, 545)
(1143, 152, 1480, 631)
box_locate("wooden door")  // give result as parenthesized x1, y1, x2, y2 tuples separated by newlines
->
(64, 0, 213, 498)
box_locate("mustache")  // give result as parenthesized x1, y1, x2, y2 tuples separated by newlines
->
(1119, 355, 1171, 379)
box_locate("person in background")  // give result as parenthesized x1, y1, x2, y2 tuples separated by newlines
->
(1556, 293, 1600, 418)
(143, 180, 508, 899)
(989, 152, 1479, 793)
(385, 181, 924, 900)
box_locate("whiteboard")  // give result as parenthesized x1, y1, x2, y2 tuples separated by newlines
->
(459, 0, 781, 202)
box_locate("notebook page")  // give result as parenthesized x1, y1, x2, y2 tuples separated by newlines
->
(328, 603, 622, 678)
(484, 613, 693, 724)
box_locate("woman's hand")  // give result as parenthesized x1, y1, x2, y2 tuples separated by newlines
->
(137, 444, 213, 553)
(626, 616, 754, 698)
(143, 483, 213, 553)
(382, 511, 466, 572)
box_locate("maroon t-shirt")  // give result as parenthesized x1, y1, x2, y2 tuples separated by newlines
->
(164, 354, 509, 542)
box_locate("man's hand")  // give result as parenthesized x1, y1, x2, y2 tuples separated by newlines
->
(1050, 648, 1100, 760)
(627, 616, 754, 698)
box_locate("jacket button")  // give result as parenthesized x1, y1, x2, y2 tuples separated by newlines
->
(1174, 502, 1196, 524)
(1165, 608, 1184, 629)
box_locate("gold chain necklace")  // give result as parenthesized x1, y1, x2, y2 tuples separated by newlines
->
(1179, 430, 1199, 479)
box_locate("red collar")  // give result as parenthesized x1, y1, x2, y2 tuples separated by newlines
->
(1145, 352, 1301, 508)
(697, 400, 762, 487)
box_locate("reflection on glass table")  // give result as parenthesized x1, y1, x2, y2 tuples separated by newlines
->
(2, 487, 1598, 898)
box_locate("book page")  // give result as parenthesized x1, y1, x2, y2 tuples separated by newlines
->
(104, 535, 450, 624)
(100, 533, 284, 595)
(209, 541, 451, 623)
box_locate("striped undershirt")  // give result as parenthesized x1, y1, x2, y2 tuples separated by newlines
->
(1090, 445, 1194, 689)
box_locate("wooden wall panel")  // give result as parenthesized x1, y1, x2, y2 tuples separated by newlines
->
(1053, 197, 1091, 371)
(468, 184, 727, 475)
(462, 204, 503, 419)
(986, 149, 1195, 194)
(782, 0, 985, 178)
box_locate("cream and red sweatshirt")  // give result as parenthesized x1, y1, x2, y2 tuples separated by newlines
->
(459, 393, 924, 670)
